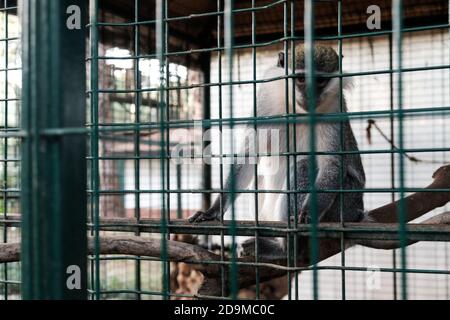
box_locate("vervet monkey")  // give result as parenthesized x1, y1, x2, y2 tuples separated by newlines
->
(188, 44, 366, 256)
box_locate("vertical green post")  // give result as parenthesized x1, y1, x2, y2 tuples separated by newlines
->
(21, 0, 87, 299)
(337, 0, 346, 300)
(216, 0, 227, 297)
(133, 0, 142, 300)
(282, 0, 292, 300)
(156, 0, 169, 299)
(88, 0, 100, 300)
(224, 0, 238, 299)
(251, 0, 260, 299)
(392, 0, 407, 300)
(304, 0, 319, 300)
(2, 0, 11, 300)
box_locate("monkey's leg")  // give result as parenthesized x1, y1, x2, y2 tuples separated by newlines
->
(300, 155, 341, 223)
(290, 158, 310, 223)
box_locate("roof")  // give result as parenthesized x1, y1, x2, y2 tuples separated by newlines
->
(99, 0, 448, 68)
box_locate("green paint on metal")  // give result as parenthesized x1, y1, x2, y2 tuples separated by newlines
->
(21, 0, 87, 299)
(88, 0, 100, 300)
(304, 0, 319, 301)
(392, 0, 408, 300)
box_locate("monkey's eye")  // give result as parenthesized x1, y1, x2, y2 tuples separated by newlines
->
(295, 74, 305, 84)
(316, 77, 329, 88)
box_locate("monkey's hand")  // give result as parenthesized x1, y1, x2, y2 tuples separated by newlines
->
(297, 195, 311, 224)
(289, 208, 311, 224)
(187, 209, 220, 223)
(299, 208, 312, 224)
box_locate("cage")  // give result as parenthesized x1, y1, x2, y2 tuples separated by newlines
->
(0, 0, 449, 300)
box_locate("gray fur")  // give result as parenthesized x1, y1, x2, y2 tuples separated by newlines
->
(290, 120, 365, 224)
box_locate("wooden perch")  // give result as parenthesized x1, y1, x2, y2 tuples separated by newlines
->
(1, 165, 450, 298)
(367, 165, 450, 223)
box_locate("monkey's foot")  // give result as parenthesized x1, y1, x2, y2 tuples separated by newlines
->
(187, 210, 220, 223)
(241, 238, 285, 258)
(299, 212, 312, 224)
(290, 213, 311, 224)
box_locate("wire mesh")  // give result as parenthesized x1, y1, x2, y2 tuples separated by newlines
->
(0, 0, 449, 300)
(0, 0, 20, 300)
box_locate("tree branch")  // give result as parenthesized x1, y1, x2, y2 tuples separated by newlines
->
(367, 165, 450, 223)
(353, 212, 450, 249)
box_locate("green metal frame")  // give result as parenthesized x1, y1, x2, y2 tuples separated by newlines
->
(21, 0, 87, 299)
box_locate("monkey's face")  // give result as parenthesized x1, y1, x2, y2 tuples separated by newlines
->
(293, 71, 333, 111)
(277, 45, 341, 112)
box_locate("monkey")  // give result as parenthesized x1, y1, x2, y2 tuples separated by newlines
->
(188, 44, 366, 257)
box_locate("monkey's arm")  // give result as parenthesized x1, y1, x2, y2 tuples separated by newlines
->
(300, 124, 343, 223)
(188, 132, 255, 223)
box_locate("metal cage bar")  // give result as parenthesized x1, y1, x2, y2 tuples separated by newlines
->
(21, 0, 87, 299)
(392, 0, 408, 300)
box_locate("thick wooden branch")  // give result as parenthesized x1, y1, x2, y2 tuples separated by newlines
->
(2, 218, 449, 264)
(0, 243, 20, 264)
(356, 212, 450, 249)
(1, 165, 449, 298)
(367, 165, 450, 222)
(0, 236, 222, 275)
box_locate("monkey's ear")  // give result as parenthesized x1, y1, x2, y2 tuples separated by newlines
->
(277, 52, 285, 68)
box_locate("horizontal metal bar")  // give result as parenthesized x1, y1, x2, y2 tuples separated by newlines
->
(0, 158, 20, 162)
(39, 127, 88, 136)
(87, 253, 450, 276)
(0, 188, 20, 193)
(90, 256, 450, 275)
(0, 67, 21, 72)
(0, 6, 18, 12)
(84, 254, 450, 275)
(89, 220, 450, 242)
(22, 105, 450, 139)
(85, 188, 450, 195)
(317, 23, 450, 40)
(85, 145, 450, 161)
(89, 289, 207, 300)
(0, 280, 21, 285)
(3, 215, 450, 242)
(88, 147, 450, 161)
(0, 130, 26, 138)
(0, 37, 19, 42)
(87, 255, 161, 262)
(0, 98, 20, 102)
(85, 23, 449, 55)
(87, 64, 450, 93)
(82, 105, 450, 134)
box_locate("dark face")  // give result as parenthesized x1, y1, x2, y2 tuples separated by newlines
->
(277, 52, 335, 111)
(294, 72, 331, 110)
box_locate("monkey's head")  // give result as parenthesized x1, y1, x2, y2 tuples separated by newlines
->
(278, 44, 341, 111)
